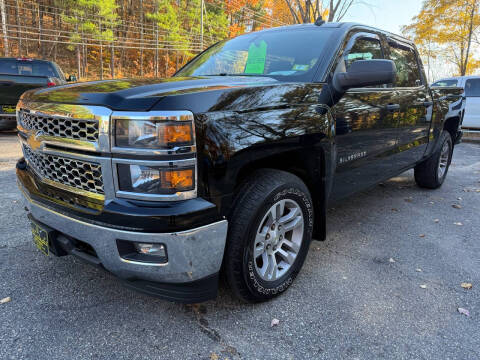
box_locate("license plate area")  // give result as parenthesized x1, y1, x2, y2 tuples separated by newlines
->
(2, 105, 16, 114)
(29, 216, 54, 256)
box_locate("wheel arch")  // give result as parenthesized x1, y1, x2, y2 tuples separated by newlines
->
(233, 146, 328, 241)
(443, 116, 462, 144)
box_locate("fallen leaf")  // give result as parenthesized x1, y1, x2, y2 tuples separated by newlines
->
(416, 268, 422, 272)
(405, 198, 413, 203)
(419, 234, 426, 238)
(461, 282, 473, 290)
(420, 284, 427, 289)
(271, 318, 280, 327)
(454, 222, 464, 226)
(452, 204, 462, 209)
(458, 307, 470, 317)
(434, 219, 440, 223)
(0, 297, 11, 304)
(389, 258, 396, 263)
(391, 208, 399, 212)
(210, 353, 219, 360)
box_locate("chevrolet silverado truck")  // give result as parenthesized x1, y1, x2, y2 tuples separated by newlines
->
(16, 22, 464, 303)
(0, 58, 75, 130)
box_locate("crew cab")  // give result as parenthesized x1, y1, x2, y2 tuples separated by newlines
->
(0, 58, 75, 130)
(16, 22, 464, 303)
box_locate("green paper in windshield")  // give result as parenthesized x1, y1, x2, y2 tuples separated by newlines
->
(245, 40, 267, 74)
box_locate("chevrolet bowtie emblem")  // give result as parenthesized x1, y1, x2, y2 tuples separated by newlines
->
(27, 132, 43, 151)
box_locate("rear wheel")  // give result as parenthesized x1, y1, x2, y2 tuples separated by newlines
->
(414, 130, 453, 189)
(224, 169, 314, 303)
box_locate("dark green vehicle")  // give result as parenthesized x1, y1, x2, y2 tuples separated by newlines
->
(0, 58, 75, 130)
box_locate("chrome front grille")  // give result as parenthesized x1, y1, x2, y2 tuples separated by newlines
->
(23, 145, 104, 195)
(19, 109, 99, 142)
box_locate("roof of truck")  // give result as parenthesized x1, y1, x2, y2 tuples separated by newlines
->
(245, 22, 414, 46)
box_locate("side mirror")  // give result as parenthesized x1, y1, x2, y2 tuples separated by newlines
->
(332, 59, 396, 93)
(67, 74, 77, 82)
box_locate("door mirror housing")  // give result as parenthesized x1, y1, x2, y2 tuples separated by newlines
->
(332, 59, 396, 93)
(67, 74, 77, 82)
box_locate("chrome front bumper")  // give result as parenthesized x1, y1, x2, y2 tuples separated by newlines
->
(23, 190, 228, 284)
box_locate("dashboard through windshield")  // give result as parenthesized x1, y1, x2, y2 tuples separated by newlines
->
(176, 28, 334, 82)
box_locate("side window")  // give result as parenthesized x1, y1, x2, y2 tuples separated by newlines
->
(388, 43, 421, 87)
(345, 37, 383, 69)
(465, 78, 480, 97)
(432, 79, 458, 87)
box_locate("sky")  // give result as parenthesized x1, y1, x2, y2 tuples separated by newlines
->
(341, 0, 423, 35)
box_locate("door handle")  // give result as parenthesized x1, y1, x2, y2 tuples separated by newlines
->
(386, 104, 400, 112)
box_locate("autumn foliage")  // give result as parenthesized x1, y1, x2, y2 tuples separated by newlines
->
(403, 0, 480, 77)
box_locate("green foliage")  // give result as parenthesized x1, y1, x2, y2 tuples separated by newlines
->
(148, 0, 229, 58)
(55, 0, 119, 51)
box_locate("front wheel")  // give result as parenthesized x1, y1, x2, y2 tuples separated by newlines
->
(414, 130, 453, 189)
(224, 169, 314, 303)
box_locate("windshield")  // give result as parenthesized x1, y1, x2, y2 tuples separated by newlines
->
(432, 79, 458, 87)
(176, 28, 334, 82)
(465, 78, 480, 97)
(0, 59, 60, 78)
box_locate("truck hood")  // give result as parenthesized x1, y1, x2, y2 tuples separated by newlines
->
(21, 76, 279, 111)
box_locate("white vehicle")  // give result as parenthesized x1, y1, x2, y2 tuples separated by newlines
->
(432, 76, 480, 134)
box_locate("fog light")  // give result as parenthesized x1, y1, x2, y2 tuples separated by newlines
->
(117, 240, 168, 265)
(134, 243, 166, 257)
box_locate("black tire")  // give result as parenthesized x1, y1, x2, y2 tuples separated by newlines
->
(414, 130, 453, 189)
(224, 169, 314, 303)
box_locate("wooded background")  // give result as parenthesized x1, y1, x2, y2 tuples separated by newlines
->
(0, 0, 478, 81)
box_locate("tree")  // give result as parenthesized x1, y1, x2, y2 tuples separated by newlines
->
(403, 0, 480, 76)
(282, 0, 366, 24)
(55, 0, 118, 79)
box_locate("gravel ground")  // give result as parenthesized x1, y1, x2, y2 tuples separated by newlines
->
(0, 131, 479, 360)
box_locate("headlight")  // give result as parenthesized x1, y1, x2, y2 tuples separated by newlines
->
(117, 163, 195, 195)
(115, 119, 194, 149)
(111, 111, 197, 201)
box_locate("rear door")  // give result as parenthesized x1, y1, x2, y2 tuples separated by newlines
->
(387, 40, 432, 167)
(463, 77, 480, 130)
(330, 31, 401, 201)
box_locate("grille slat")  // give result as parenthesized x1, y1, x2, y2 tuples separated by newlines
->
(23, 145, 104, 195)
(19, 109, 99, 142)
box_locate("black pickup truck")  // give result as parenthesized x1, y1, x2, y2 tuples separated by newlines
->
(0, 58, 75, 130)
(16, 22, 464, 303)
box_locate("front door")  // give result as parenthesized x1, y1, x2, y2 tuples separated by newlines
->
(330, 32, 400, 202)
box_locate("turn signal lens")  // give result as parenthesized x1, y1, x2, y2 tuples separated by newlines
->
(161, 124, 192, 145)
(164, 169, 194, 189)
